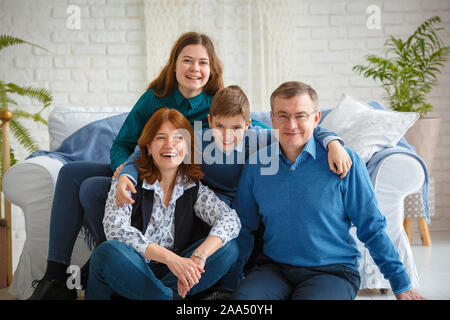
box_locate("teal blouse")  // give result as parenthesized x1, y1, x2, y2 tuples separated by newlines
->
(110, 88, 213, 171)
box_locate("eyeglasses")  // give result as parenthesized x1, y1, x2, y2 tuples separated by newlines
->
(273, 110, 317, 124)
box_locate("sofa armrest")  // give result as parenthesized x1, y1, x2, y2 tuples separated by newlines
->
(3, 156, 64, 208)
(2, 156, 64, 299)
(3, 156, 94, 299)
(372, 153, 425, 231)
(353, 153, 424, 290)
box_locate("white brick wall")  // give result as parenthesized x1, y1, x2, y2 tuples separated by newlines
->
(0, 0, 449, 272)
(0, 0, 147, 271)
(0, 0, 146, 158)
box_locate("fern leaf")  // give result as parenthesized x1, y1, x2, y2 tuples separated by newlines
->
(5, 83, 53, 107)
(0, 34, 49, 53)
(0, 81, 8, 109)
(12, 109, 48, 125)
(9, 119, 39, 153)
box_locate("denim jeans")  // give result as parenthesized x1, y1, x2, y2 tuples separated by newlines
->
(47, 161, 112, 265)
(231, 255, 360, 300)
(85, 239, 239, 300)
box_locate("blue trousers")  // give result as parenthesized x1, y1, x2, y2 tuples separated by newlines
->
(85, 239, 239, 300)
(231, 256, 360, 300)
(48, 161, 112, 265)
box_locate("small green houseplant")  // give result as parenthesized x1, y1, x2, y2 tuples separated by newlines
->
(353, 16, 450, 118)
(0, 35, 53, 170)
(354, 16, 450, 177)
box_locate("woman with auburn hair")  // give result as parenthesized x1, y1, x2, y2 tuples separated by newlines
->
(85, 108, 241, 300)
(29, 31, 227, 300)
(134, 107, 204, 185)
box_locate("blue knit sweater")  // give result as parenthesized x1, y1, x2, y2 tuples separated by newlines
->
(233, 137, 412, 294)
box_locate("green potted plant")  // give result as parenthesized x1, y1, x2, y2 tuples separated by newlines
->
(353, 16, 450, 173)
(0, 35, 53, 174)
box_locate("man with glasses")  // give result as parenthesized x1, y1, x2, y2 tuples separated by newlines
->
(230, 81, 425, 300)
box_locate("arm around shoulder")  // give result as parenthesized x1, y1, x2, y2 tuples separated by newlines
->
(110, 90, 157, 170)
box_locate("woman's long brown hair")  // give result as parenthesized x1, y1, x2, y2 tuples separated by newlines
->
(147, 32, 224, 98)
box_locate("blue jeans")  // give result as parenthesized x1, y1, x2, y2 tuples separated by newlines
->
(231, 256, 360, 300)
(48, 161, 112, 265)
(85, 239, 239, 300)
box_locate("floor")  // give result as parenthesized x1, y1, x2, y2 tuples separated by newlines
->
(356, 231, 450, 300)
(1, 231, 449, 300)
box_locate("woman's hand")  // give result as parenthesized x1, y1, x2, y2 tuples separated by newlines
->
(115, 175, 136, 208)
(145, 244, 203, 298)
(177, 279, 190, 299)
(190, 254, 206, 272)
(166, 254, 204, 298)
(327, 140, 352, 179)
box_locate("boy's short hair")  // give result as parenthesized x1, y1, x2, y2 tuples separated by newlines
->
(270, 81, 319, 110)
(209, 85, 250, 122)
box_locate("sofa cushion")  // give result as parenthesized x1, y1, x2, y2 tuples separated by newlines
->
(48, 106, 131, 151)
(30, 113, 129, 164)
(320, 94, 419, 162)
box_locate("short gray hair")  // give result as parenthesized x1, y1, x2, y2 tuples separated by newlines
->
(270, 81, 319, 110)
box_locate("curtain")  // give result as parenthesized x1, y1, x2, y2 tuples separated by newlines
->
(143, 0, 297, 110)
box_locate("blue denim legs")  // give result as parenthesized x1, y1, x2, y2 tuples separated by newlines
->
(47, 161, 112, 265)
(231, 258, 360, 300)
(85, 239, 239, 300)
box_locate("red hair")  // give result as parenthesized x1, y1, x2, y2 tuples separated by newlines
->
(136, 108, 204, 185)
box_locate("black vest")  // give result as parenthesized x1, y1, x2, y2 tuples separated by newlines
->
(130, 181, 211, 253)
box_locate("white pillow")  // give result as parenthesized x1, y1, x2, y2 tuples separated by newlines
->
(320, 94, 419, 163)
(48, 106, 131, 151)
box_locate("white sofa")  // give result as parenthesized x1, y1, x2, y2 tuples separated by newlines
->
(3, 106, 423, 299)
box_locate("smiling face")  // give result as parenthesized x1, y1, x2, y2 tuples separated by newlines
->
(147, 121, 189, 174)
(208, 114, 251, 151)
(270, 94, 321, 161)
(175, 44, 211, 98)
